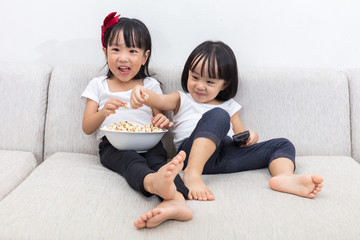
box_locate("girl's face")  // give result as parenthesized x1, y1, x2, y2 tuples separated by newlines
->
(103, 31, 150, 83)
(187, 59, 228, 105)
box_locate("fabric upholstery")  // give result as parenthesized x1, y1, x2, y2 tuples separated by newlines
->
(1, 64, 359, 239)
(153, 67, 351, 158)
(44, 64, 107, 159)
(0, 62, 51, 163)
(0, 152, 358, 239)
(235, 69, 351, 156)
(346, 69, 360, 163)
(0, 150, 37, 201)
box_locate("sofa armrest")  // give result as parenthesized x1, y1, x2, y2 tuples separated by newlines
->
(345, 69, 360, 163)
(0, 150, 37, 200)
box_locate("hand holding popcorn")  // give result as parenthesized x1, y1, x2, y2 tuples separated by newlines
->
(130, 85, 149, 109)
(101, 98, 129, 117)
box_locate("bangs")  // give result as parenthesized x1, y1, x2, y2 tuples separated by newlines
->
(190, 48, 231, 81)
(108, 22, 145, 49)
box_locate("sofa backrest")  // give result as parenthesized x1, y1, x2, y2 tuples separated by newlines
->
(155, 67, 351, 158)
(346, 69, 360, 163)
(0, 62, 52, 164)
(44, 65, 351, 160)
(235, 69, 351, 156)
(44, 64, 106, 160)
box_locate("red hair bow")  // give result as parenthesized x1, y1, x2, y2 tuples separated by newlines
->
(101, 12, 120, 47)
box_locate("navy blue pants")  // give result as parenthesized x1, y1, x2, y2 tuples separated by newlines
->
(99, 137, 189, 198)
(178, 108, 296, 174)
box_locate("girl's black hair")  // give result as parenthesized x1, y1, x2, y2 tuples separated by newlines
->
(181, 41, 238, 101)
(103, 17, 152, 79)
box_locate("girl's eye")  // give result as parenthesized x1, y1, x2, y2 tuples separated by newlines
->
(191, 75, 198, 80)
(207, 81, 215, 85)
(130, 49, 138, 53)
(112, 48, 120, 52)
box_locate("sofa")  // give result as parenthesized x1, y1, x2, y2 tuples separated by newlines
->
(0, 62, 360, 240)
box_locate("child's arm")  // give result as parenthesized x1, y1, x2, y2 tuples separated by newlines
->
(82, 98, 125, 135)
(231, 112, 259, 146)
(130, 85, 180, 113)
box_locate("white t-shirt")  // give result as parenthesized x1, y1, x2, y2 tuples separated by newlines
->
(172, 91, 242, 149)
(81, 76, 163, 139)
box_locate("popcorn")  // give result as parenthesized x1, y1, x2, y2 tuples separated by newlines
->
(123, 103, 129, 109)
(143, 94, 149, 100)
(105, 121, 164, 132)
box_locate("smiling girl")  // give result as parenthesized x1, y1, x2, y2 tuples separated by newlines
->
(81, 12, 192, 229)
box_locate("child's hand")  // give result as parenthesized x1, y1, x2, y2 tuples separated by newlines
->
(101, 98, 127, 117)
(242, 130, 259, 147)
(152, 113, 174, 129)
(130, 85, 149, 109)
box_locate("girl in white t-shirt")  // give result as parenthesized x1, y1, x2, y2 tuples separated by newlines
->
(131, 41, 324, 202)
(81, 12, 192, 229)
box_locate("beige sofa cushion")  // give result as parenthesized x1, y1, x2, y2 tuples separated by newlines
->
(45, 66, 351, 159)
(154, 67, 351, 157)
(0, 150, 37, 200)
(0, 62, 51, 163)
(235, 69, 351, 156)
(44, 64, 107, 160)
(0, 152, 359, 239)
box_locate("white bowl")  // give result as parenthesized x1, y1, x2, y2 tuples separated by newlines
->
(101, 128, 167, 152)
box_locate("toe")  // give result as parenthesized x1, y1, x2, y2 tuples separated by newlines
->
(207, 192, 215, 201)
(193, 192, 199, 200)
(201, 192, 207, 201)
(188, 193, 193, 200)
(145, 212, 153, 218)
(308, 193, 315, 199)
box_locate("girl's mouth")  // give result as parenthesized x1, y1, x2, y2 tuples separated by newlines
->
(119, 66, 131, 74)
(195, 92, 206, 97)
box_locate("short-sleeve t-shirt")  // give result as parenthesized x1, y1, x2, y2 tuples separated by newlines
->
(172, 91, 242, 150)
(81, 76, 163, 139)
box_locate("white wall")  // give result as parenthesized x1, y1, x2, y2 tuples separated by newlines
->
(0, 0, 359, 69)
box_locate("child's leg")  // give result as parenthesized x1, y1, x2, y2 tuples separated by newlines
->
(100, 137, 185, 200)
(180, 108, 230, 201)
(99, 137, 154, 197)
(134, 191, 192, 229)
(142, 150, 186, 200)
(183, 137, 216, 201)
(206, 137, 324, 199)
(268, 157, 323, 199)
(144, 142, 189, 199)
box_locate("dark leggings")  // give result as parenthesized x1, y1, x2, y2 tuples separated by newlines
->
(99, 137, 189, 198)
(178, 108, 296, 174)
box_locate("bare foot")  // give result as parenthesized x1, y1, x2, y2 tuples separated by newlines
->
(134, 193, 192, 229)
(143, 151, 186, 200)
(269, 174, 324, 199)
(183, 171, 215, 201)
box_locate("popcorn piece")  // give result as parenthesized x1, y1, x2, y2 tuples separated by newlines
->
(106, 121, 164, 132)
(143, 94, 149, 100)
(123, 103, 129, 109)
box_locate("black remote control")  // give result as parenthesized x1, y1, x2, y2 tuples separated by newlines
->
(232, 130, 250, 145)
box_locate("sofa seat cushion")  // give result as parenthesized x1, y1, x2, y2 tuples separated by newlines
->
(0, 153, 359, 239)
(0, 150, 37, 201)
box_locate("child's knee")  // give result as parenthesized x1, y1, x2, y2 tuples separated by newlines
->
(276, 138, 296, 157)
(203, 108, 230, 124)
